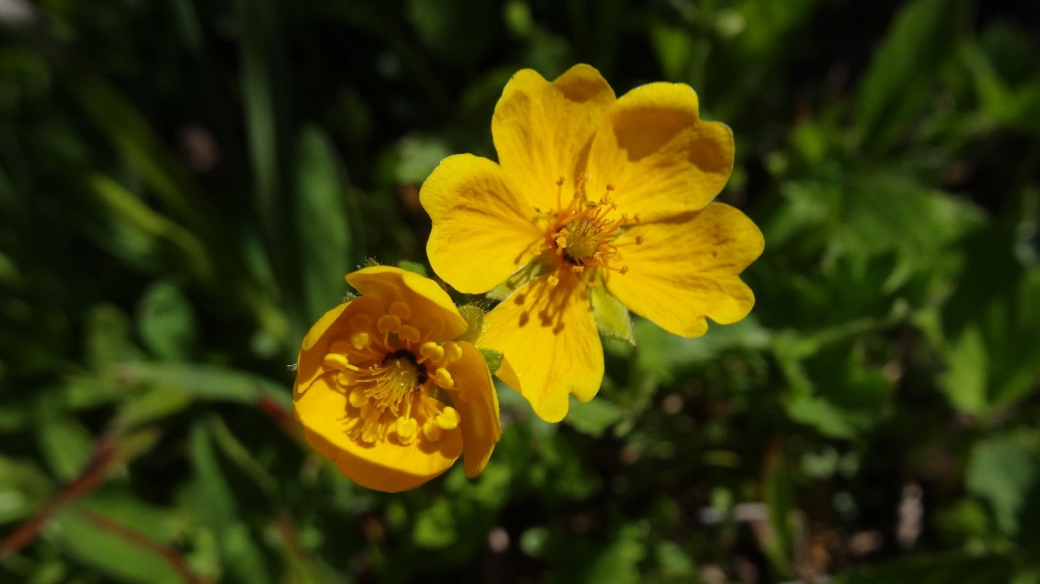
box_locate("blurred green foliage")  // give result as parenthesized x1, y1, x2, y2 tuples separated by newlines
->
(1, 0, 1039, 582)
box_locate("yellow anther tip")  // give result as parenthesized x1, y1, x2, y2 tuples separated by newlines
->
(422, 420, 444, 442)
(322, 353, 350, 370)
(395, 417, 418, 444)
(350, 331, 371, 350)
(399, 325, 421, 344)
(420, 341, 444, 362)
(348, 386, 367, 408)
(337, 371, 358, 387)
(436, 407, 461, 431)
(377, 314, 402, 334)
(442, 342, 463, 364)
(389, 301, 412, 320)
(433, 367, 454, 389)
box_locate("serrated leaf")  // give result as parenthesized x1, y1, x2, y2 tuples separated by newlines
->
(589, 285, 634, 344)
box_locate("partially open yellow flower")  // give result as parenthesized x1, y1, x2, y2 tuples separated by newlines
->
(293, 266, 501, 492)
(420, 64, 764, 422)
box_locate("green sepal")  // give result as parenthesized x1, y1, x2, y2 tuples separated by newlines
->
(590, 285, 635, 345)
(397, 260, 428, 277)
(455, 304, 485, 343)
(478, 348, 503, 374)
(486, 259, 553, 301)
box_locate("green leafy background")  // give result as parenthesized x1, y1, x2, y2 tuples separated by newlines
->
(1, 0, 1039, 582)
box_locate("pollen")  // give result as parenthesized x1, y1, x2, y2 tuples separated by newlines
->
(531, 176, 643, 286)
(332, 301, 464, 446)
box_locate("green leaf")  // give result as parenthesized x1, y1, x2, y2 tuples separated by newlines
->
(53, 508, 186, 584)
(136, 281, 198, 361)
(854, 0, 971, 152)
(455, 305, 484, 344)
(36, 417, 94, 482)
(296, 126, 356, 325)
(112, 388, 195, 432)
(966, 432, 1040, 537)
(589, 285, 634, 345)
(0, 456, 54, 525)
(478, 348, 502, 374)
(562, 395, 623, 437)
(110, 362, 292, 411)
(833, 552, 1013, 584)
(397, 260, 428, 277)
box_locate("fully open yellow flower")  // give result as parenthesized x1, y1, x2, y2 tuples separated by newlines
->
(293, 266, 501, 492)
(420, 65, 763, 422)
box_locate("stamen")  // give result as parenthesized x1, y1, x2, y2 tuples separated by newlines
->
(395, 417, 418, 445)
(398, 325, 421, 345)
(423, 420, 444, 442)
(350, 331, 371, 350)
(389, 301, 411, 320)
(432, 367, 454, 389)
(377, 314, 402, 334)
(436, 407, 461, 431)
(419, 341, 444, 363)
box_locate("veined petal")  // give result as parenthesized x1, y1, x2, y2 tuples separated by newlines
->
(347, 266, 468, 340)
(295, 375, 463, 492)
(446, 342, 502, 478)
(493, 64, 616, 210)
(480, 272, 603, 422)
(587, 82, 734, 221)
(421, 154, 542, 293)
(606, 203, 763, 337)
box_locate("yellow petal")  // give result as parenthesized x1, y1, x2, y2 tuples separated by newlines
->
(421, 154, 541, 293)
(445, 342, 502, 478)
(294, 375, 462, 492)
(480, 272, 603, 422)
(493, 64, 616, 210)
(606, 203, 763, 337)
(294, 296, 382, 395)
(346, 266, 468, 340)
(586, 82, 734, 221)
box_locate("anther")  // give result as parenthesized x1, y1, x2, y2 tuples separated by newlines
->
(420, 341, 444, 363)
(620, 266, 629, 275)
(432, 367, 454, 389)
(547, 274, 560, 288)
(395, 417, 418, 445)
(398, 325, 420, 344)
(442, 342, 463, 364)
(350, 331, 371, 350)
(337, 370, 358, 387)
(635, 235, 644, 245)
(389, 301, 411, 320)
(377, 314, 402, 334)
(323, 353, 351, 370)
(423, 420, 444, 442)
(436, 407, 461, 431)
(348, 386, 368, 408)
(349, 313, 373, 329)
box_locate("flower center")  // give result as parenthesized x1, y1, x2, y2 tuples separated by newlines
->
(319, 299, 464, 446)
(532, 175, 643, 286)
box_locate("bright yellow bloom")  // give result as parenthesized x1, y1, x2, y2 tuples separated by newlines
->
(420, 64, 763, 422)
(293, 266, 501, 492)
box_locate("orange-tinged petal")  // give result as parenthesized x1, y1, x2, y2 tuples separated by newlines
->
(493, 64, 616, 210)
(606, 203, 763, 337)
(480, 272, 603, 422)
(421, 154, 542, 293)
(446, 342, 501, 477)
(586, 82, 734, 221)
(295, 375, 462, 492)
(346, 266, 468, 340)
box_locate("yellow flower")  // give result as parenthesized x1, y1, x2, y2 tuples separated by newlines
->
(293, 266, 501, 492)
(420, 65, 764, 423)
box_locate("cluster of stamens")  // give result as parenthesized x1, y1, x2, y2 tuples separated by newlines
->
(320, 300, 464, 446)
(530, 174, 643, 287)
